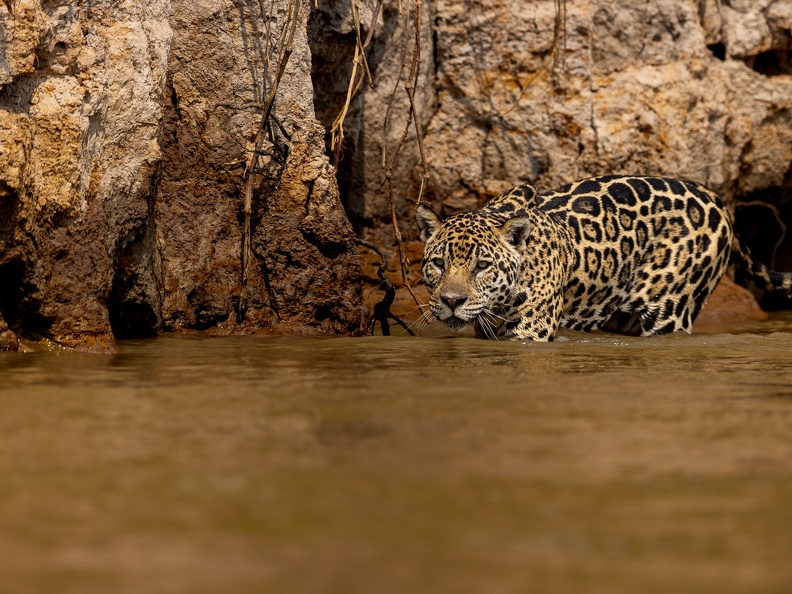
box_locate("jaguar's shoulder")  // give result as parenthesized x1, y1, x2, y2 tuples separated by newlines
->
(482, 184, 537, 218)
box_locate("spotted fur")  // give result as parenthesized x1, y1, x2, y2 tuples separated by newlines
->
(416, 175, 792, 341)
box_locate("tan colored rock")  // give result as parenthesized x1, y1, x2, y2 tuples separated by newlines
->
(0, 1, 172, 352)
(699, 0, 724, 45)
(721, 3, 773, 58)
(767, 1, 792, 38)
(328, 1, 790, 230)
(0, 0, 48, 85)
(418, 0, 792, 213)
(0, 111, 25, 200)
(25, 77, 84, 216)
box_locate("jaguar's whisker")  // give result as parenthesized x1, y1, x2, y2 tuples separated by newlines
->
(407, 309, 433, 335)
(478, 314, 499, 341)
(483, 308, 508, 322)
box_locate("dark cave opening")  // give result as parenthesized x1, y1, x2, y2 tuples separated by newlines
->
(733, 175, 792, 310)
(106, 227, 162, 340)
(107, 275, 161, 339)
(750, 48, 792, 77)
(307, 1, 399, 234)
(0, 259, 53, 340)
(707, 42, 726, 61)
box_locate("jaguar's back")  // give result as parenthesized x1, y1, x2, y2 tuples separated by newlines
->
(531, 176, 733, 334)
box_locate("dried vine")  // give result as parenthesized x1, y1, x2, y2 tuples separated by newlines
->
(330, 0, 384, 166)
(238, 0, 299, 323)
(380, 0, 429, 310)
(328, 0, 432, 332)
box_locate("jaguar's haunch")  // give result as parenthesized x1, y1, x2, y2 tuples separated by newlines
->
(416, 175, 792, 341)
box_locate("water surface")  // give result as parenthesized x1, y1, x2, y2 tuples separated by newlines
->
(2, 315, 792, 593)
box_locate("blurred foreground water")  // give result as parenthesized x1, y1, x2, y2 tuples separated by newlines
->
(1, 314, 792, 593)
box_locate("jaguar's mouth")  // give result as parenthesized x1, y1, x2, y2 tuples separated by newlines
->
(442, 315, 470, 331)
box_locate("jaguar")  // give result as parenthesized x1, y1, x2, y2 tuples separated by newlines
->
(416, 175, 792, 341)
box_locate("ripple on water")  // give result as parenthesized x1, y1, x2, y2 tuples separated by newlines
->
(1, 313, 792, 593)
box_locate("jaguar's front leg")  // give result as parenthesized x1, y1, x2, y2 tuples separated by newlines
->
(499, 288, 564, 342)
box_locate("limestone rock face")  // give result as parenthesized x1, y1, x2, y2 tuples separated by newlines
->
(325, 0, 792, 320)
(1, 0, 364, 350)
(160, 0, 364, 335)
(0, 0, 171, 352)
(420, 0, 792, 218)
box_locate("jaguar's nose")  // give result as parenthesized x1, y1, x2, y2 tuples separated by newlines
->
(441, 294, 467, 310)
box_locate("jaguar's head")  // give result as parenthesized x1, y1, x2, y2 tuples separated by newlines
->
(415, 203, 532, 331)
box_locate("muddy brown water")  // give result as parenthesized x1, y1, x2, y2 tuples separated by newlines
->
(2, 314, 792, 594)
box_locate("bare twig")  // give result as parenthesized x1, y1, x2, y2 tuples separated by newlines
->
(329, 0, 433, 328)
(405, 0, 429, 205)
(353, 0, 375, 88)
(356, 238, 415, 336)
(238, 0, 299, 323)
(379, 0, 427, 311)
(381, 6, 412, 170)
(552, 0, 567, 74)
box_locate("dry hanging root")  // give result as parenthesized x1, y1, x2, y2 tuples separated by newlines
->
(328, 0, 431, 334)
(330, 0, 384, 166)
(356, 239, 415, 336)
(237, 0, 299, 323)
(380, 0, 429, 311)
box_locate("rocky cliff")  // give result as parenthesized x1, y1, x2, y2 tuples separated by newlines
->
(1, 0, 364, 352)
(1, 0, 173, 352)
(322, 0, 791, 233)
(1, 0, 791, 351)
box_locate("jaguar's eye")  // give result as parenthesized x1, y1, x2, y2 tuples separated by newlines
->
(431, 257, 445, 269)
(476, 260, 492, 270)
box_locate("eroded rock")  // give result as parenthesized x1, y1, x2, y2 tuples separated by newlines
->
(418, 0, 792, 213)
(159, 0, 364, 335)
(694, 275, 769, 328)
(1, 0, 365, 349)
(0, 311, 18, 351)
(0, 0, 171, 352)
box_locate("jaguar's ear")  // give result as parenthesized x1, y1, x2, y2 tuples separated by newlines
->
(415, 203, 442, 243)
(499, 216, 533, 252)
